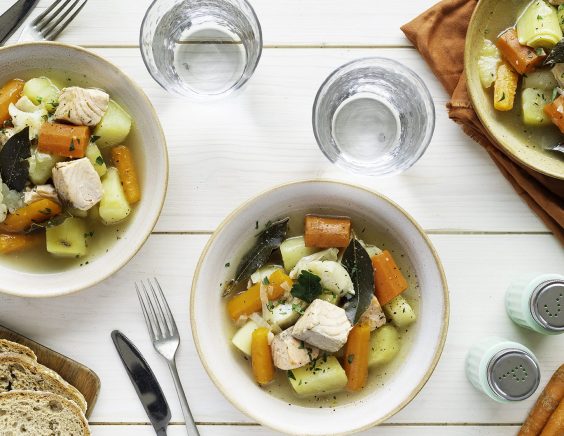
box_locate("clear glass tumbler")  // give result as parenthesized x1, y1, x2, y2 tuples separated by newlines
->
(140, 0, 262, 99)
(312, 58, 435, 176)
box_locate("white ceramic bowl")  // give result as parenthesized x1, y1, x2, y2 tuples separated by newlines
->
(0, 43, 168, 297)
(191, 180, 449, 435)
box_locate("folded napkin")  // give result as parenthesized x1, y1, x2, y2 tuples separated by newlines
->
(401, 0, 564, 243)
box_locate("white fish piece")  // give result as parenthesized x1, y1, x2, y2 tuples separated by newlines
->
(292, 299, 352, 352)
(271, 327, 319, 370)
(54, 87, 110, 127)
(23, 184, 60, 205)
(290, 247, 339, 278)
(359, 296, 386, 331)
(293, 259, 355, 297)
(52, 158, 103, 211)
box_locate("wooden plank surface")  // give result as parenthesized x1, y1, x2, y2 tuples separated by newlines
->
(87, 47, 548, 234)
(0, 234, 561, 425)
(7, 0, 430, 47)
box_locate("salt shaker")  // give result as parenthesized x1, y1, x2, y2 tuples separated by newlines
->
(506, 273, 564, 335)
(466, 337, 540, 403)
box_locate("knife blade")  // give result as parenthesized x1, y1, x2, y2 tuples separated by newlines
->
(112, 330, 171, 435)
(0, 0, 40, 45)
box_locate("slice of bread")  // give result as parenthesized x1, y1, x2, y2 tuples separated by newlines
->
(0, 339, 37, 361)
(0, 353, 87, 413)
(0, 390, 90, 435)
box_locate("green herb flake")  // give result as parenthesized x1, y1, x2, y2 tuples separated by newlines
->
(262, 276, 270, 285)
(69, 139, 76, 152)
(38, 208, 52, 215)
(224, 262, 230, 268)
(347, 354, 355, 364)
(498, 92, 506, 102)
(90, 135, 100, 143)
(291, 270, 322, 303)
(287, 370, 296, 380)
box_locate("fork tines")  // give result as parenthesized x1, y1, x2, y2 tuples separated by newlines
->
(136, 278, 179, 341)
(32, 0, 88, 41)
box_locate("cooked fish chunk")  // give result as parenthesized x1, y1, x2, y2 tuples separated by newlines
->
(359, 296, 386, 331)
(271, 327, 319, 370)
(292, 299, 352, 352)
(52, 158, 102, 211)
(24, 184, 60, 205)
(54, 87, 109, 127)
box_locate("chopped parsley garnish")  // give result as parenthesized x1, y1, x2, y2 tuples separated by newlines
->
(38, 208, 52, 215)
(224, 262, 230, 268)
(262, 276, 270, 285)
(347, 354, 355, 364)
(69, 139, 75, 152)
(90, 135, 100, 143)
(96, 156, 104, 166)
(287, 370, 296, 380)
(498, 92, 506, 102)
(290, 270, 322, 303)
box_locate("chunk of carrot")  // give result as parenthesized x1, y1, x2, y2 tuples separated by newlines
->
(304, 215, 351, 248)
(544, 95, 564, 134)
(0, 79, 24, 125)
(496, 29, 545, 75)
(494, 62, 519, 112)
(343, 323, 371, 392)
(38, 123, 90, 158)
(251, 327, 275, 385)
(111, 145, 141, 204)
(371, 250, 408, 306)
(0, 199, 62, 233)
(0, 232, 44, 254)
(227, 269, 293, 320)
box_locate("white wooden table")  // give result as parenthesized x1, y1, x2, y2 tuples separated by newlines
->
(1, 0, 563, 434)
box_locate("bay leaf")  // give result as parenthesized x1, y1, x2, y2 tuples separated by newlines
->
(544, 39, 564, 66)
(223, 217, 289, 296)
(341, 238, 374, 324)
(0, 127, 31, 192)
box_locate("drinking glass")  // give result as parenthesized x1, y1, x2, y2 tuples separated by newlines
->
(312, 58, 435, 176)
(140, 0, 262, 99)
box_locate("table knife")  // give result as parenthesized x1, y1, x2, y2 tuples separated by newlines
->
(0, 0, 40, 45)
(112, 330, 171, 436)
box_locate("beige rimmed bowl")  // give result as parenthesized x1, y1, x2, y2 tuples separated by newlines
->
(191, 180, 449, 435)
(0, 43, 168, 297)
(465, 0, 564, 179)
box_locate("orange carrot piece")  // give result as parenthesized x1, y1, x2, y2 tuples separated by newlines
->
(0, 79, 24, 124)
(540, 399, 564, 436)
(227, 269, 293, 320)
(544, 95, 564, 134)
(0, 232, 44, 254)
(0, 199, 62, 233)
(304, 215, 351, 248)
(38, 123, 90, 158)
(519, 364, 564, 436)
(371, 250, 408, 306)
(497, 29, 545, 75)
(111, 145, 141, 204)
(343, 323, 371, 392)
(251, 327, 275, 385)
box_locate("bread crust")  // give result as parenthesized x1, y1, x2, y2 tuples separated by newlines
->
(0, 390, 90, 435)
(0, 339, 37, 361)
(0, 353, 87, 413)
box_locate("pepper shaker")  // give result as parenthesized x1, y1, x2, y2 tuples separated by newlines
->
(466, 337, 540, 403)
(506, 273, 564, 335)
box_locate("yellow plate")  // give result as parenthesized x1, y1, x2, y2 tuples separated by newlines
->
(465, 0, 564, 180)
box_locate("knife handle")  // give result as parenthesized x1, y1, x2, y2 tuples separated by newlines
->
(168, 361, 200, 436)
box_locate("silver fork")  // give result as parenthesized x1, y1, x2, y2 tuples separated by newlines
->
(27, 0, 88, 40)
(136, 278, 200, 436)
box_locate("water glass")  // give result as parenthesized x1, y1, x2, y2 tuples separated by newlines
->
(140, 0, 262, 99)
(312, 58, 435, 176)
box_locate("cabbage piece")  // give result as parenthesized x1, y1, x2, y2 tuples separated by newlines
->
(290, 247, 339, 278)
(292, 260, 355, 297)
(517, 0, 563, 49)
(478, 39, 502, 88)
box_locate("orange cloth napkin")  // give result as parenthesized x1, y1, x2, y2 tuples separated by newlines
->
(401, 0, 564, 243)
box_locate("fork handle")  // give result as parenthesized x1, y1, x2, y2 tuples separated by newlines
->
(168, 361, 200, 436)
